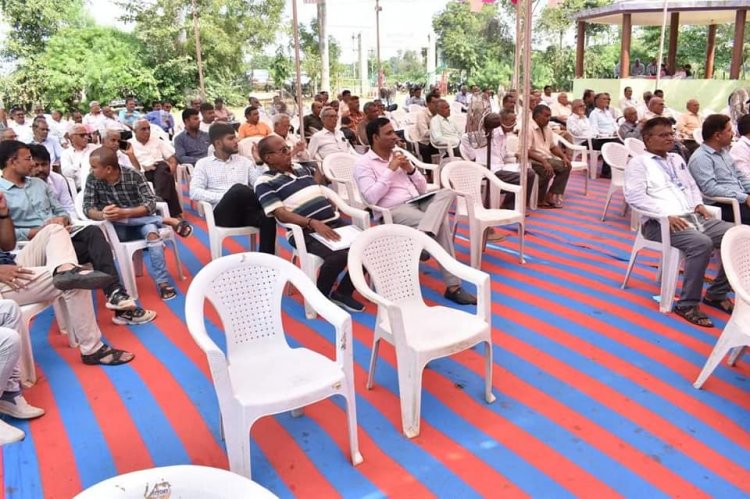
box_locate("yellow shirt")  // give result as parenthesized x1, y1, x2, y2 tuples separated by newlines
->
(676, 112, 701, 138)
(238, 121, 271, 140)
(528, 121, 554, 160)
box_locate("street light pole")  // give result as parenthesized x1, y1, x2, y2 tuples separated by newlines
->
(375, 0, 382, 95)
(291, 0, 305, 144)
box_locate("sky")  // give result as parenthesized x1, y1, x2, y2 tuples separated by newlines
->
(87, 0, 451, 63)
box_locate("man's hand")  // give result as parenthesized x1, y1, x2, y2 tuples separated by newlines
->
(102, 204, 127, 221)
(0, 192, 9, 217)
(291, 141, 306, 157)
(541, 160, 554, 175)
(309, 219, 340, 241)
(695, 204, 712, 219)
(562, 155, 572, 168)
(43, 216, 69, 227)
(0, 265, 34, 290)
(668, 215, 690, 231)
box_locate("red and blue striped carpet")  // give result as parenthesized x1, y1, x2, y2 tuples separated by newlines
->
(2, 174, 749, 498)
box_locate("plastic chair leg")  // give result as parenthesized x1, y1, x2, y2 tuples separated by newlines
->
(621, 249, 639, 289)
(659, 251, 681, 314)
(727, 346, 745, 366)
(397, 360, 424, 439)
(693, 321, 746, 389)
(366, 337, 381, 390)
(601, 188, 615, 221)
(19, 311, 37, 386)
(518, 221, 525, 264)
(343, 377, 364, 466)
(483, 340, 496, 403)
(224, 410, 253, 479)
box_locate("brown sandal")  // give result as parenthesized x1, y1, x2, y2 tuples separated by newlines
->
(674, 305, 713, 328)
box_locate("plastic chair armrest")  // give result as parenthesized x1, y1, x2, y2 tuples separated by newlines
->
(704, 196, 740, 224)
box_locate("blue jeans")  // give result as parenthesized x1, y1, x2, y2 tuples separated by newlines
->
(113, 215, 170, 286)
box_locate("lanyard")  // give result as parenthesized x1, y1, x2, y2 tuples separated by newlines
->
(654, 155, 684, 190)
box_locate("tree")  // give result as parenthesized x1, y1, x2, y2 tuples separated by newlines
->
(299, 17, 342, 94)
(270, 46, 292, 90)
(0, 0, 87, 59)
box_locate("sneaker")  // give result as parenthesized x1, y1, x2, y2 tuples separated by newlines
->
(329, 291, 366, 313)
(106, 289, 137, 311)
(0, 420, 24, 445)
(112, 308, 157, 326)
(444, 286, 477, 305)
(0, 393, 45, 419)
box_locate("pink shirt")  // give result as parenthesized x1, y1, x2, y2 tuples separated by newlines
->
(353, 150, 427, 208)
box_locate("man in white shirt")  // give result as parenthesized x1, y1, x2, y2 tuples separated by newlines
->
(102, 129, 139, 169)
(101, 105, 126, 133)
(271, 113, 309, 163)
(618, 86, 638, 112)
(7, 108, 32, 144)
(30, 117, 63, 167)
(29, 144, 75, 218)
(541, 86, 555, 106)
(414, 91, 440, 162)
(199, 103, 216, 133)
(128, 119, 182, 217)
(189, 123, 275, 253)
(82, 101, 108, 140)
(60, 124, 98, 189)
(623, 116, 733, 327)
(550, 93, 572, 124)
(307, 107, 354, 160)
(731, 114, 750, 179)
(429, 99, 461, 157)
(588, 93, 620, 177)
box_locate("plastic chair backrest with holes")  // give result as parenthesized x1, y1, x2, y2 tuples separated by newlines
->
(321, 153, 363, 209)
(624, 137, 646, 156)
(441, 160, 484, 204)
(601, 142, 629, 169)
(238, 136, 263, 160)
(722, 225, 750, 306)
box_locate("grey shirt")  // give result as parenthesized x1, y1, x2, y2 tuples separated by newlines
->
(688, 143, 750, 202)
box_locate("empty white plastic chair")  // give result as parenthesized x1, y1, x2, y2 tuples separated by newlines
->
(348, 224, 495, 438)
(600, 142, 630, 221)
(694, 225, 750, 388)
(321, 152, 365, 209)
(624, 137, 646, 157)
(199, 201, 259, 260)
(554, 133, 589, 195)
(441, 160, 525, 267)
(185, 252, 363, 479)
(238, 136, 263, 161)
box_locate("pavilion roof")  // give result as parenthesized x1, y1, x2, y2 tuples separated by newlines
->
(574, 0, 742, 26)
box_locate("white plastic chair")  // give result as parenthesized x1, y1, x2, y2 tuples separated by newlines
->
(693, 225, 750, 388)
(692, 128, 703, 145)
(175, 163, 190, 212)
(408, 104, 422, 113)
(184, 163, 204, 216)
(19, 300, 71, 386)
(238, 136, 263, 161)
(276, 187, 370, 319)
(441, 161, 525, 267)
(600, 142, 630, 221)
(394, 146, 441, 191)
(624, 137, 646, 157)
(76, 191, 185, 300)
(320, 152, 365, 209)
(199, 201, 259, 260)
(347, 224, 495, 438)
(554, 133, 589, 195)
(75, 465, 278, 499)
(402, 124, 421, 157)
(184, 253, 363, 479)
(704, 196, 742, 225)
(505, 134, 539, 210)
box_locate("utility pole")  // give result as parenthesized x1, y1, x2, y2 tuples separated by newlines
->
(291, 0, 305, 144)
(191, 0, 205, 99)
(318, 0, 330, 92)
(375, 0, 382, 94)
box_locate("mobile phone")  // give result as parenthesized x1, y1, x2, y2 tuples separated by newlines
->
(118, 140, 129, 150)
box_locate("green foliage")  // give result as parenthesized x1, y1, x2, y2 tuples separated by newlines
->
(469, 59, 513, 91)
(386, 50, 428, 83)
(270, 46, 292, 89)
(299, 17, 342, 92)
(0, 0, 87, 59)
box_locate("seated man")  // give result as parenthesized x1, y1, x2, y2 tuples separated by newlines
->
(346, 96, 365, 131)
(198, 102, 216, 133)
(582, 93, 620, 177)
(303, 101, 324, 141)
(29, 145, 75, 218)
(190, 123, 276, 254)
(255, 135, 364, 312)
(356, 102, 381, 146)
(84, 147, 191, 301)
(688, 114, 750, 224)
(0, 144, 137, 368)
(238, 106, 271, 140)
(624, 117, 734, 327)
(528, 105, 572, 208)
(641, 96, 673, 122)
(30, 117, 62, 168)
(0, 140, 155, 325)
(213, 98, 234, 122)
(307, 106, 355, 160)
(353, 118, 476, 305)
(174, 109, 210, 166)
(101, 128, 140, 169)
(83, 101, 108, 141)
(415, 92, 440, 163)
(429, 99, 461, 157)
(270, 113, 310, 164)
(730, 114, 750, 179)
(7, 108, 32, 144)
(677, 99, 702, 155)
(128, 119, 183, 218)
(118, 98, 142, 130)
(60, 124, 97, 189)
(550, 93, 572, 125)
(618, 86, 638, 112)
(619, 107, 642, 140)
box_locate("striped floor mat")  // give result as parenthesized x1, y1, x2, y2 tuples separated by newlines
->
(3, 173, 749, 498)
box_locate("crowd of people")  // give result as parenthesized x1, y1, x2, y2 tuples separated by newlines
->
(0, 79, 747, 446)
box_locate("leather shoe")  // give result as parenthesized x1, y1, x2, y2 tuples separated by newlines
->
(53, 266, 115, 291)
(444, 287, 477, 305)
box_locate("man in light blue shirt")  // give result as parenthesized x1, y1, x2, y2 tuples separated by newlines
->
(688, 113, 750, 225)
(118, 97, 142, 130)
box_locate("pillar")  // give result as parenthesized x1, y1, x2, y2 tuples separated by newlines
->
(730, 10, 747, 79)
(575, 21, 585, 78)
(667, 12, 679, 73)
(705, 24, 717, 79)
(620, 14, 632, 78)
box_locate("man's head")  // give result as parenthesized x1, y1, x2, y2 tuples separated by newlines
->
(702, 113, 733, 146)
(133, 119, 151, 143)
(89, 101, 101, 114)
(273, 113, 291, 137)
(68, 124, 90, 150)
(528, 94, 540, 110)
(214, 98, 224, 110)
(571, 99, 586, 116)
(313, 93, 325, 103)
(181, 108, 201, 132)
(363, 102, 380, 121)
(190, 97, 202, 111)
(125, 97, 137, 112)
(321, 106, 338, 131)
(341, 90, 351, 103)
(624, 106, 638, 123)
(151, 101, 162, 111)
(89, 146, 121, 181)
(414, 87, 422, 99)
(248, 96, 260, 107)
(208, 122, 238, 156)
(0, 140, 33, 176)
(654, 89, 664, 99)
(320, 91, 329, 103)
(483, 112, 502, 132)
(648, 96, 665, 115)
(532, 104, 552, 127)
(594, 93, 610, 110)
(634, 58, 641, 66)
(624, 86, 632, 99)
(102, 129, 123, 152)
(738, 114, 750, 138)
(258, 135, 292, 170)
(366, 117, 398, 153)
(71, 110, 83, 123)
(31, 117, 50, 142)
(348, 96, 360, 113)
(543, 85, 552, 97)
(643, 91, 653, 106)
(51, 110, 62, 122)
(435, 99, 450, 118)
(460, 85, 468, 94)
(686, 99, 700, 115)
(33, 104, 45, 116)
(199, 103, 215, 124)
(29, 144, 51, 180)
(502, 93, 516, 111)
(329, 100, 340, 112)
(426, 91, 441, 114)
(641, 117, 675, 155)
(11, 107, 25, 125)
(554, 93, 568, 106)
(1, 128, 18, 142)
(163, 102, 172, 113)
(499, 109, 516, 131)
(582, 89, 595, 106)
(244, 106, 260, 125)
(102, 105, 115, 119)
(311, 101, 323, 117)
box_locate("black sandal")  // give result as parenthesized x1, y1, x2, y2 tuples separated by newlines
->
(702, 296, 734, 314)
(82, 344, 135, 366)
(673, 305, 714, 328)
(175, 220, 193, 238)
(159, 285, 177, 301)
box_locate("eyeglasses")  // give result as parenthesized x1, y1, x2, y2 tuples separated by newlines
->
(70, 133, 90, 137)
(651, 132, 675, 139)
(269, 146, 291, 154)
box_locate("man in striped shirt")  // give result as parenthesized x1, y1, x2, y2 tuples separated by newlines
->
(254, 135, 365, 312)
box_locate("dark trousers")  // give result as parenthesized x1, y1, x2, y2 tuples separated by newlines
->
(531, 157, 572, 203)
(290, 219, 354, 297)
(213, 184, 277, 254)
(145, 161, 182, 217)
(418, 142, 438, 163)
(495, 170, 536, 209)
(591, 137, 619, 177)
(71, 225, 124, 297)
(719, 201, 750, 225)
